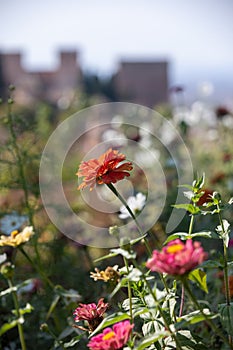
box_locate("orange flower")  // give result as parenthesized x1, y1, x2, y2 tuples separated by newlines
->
(76, 148, 133, 191)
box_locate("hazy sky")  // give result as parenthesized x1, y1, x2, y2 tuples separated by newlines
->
(1, 0, 233, 102)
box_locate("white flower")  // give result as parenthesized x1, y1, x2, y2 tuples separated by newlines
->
(119, 193, 146, 219)
(0, 226, 34, 247)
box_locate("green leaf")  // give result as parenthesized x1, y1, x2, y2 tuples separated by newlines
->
(172, 204, 200, 214)
(94, 252, 119, 263)
(0, 279, 38, 298)
(89, 313, 130, 338)
(0, 317, 24, 336)
(127, 268, 142, 282)
(12, 303, 34, 316)
(136, 331, 169, 350)
(164, 232, 188, 244)
(55, 286, 81, 300)
(218, 303, 233, 336)
(176, 309, 214, 327)
(130, 233, 148, 245)
(216, 219, 230, 247)
(110, 248, 136, 260)
(94, 247, 137, 263)
(193, 173, 205, 191)
(200, 260, 222, 269)
(164, 231, 214, 244)
(46, 295, 60, 320)
(183, 191, 195, 200)
(64, 335, 83, 348)
(188, 269, 208, 293)
(109, 277, 128, 299)
(0, 286, 17, 297)
(191, 231, 217, 239)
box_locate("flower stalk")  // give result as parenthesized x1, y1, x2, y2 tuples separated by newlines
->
(7, 277, 27, 350)
(6, 95, 41, 269)
(132, 258, 183, 350)
(106, 183, 152, 255)
(183, 278, 233, 349)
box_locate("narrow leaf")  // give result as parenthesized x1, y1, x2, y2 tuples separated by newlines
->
(0, 317, 24, 336)
(136, 331, 169, 350)
(218, 303, 233, 336)
(89, 313, 130, 338)
(188, 269, 208, 293)
(46, 295, 60, 320)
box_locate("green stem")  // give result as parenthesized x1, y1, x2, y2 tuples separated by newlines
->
(132, 259, 183, 350)
(106, 183, 152, 255)
(123, 256, 133, 324)
(7, 102, 34, 227)
(217, 209, 232, 345)
(7, 100, 41, 267)
(183, 278, 233, 349)
(41, 323, 66, 350)
(82, 245, 95, 271)
(179, 284, 185, 317)
(188, 213, 195, 237)
(218, 210, 231, 306)
(19, 246, 54, 289)
(8, 278, 27, 350)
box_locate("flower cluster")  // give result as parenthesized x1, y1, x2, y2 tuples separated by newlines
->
(88, 320, 133, 350)
(76, 148, 133, 191)
(146, 239, 207, 276)
(0, 226, 34, 247)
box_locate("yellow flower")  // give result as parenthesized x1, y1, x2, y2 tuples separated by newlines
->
(0, 226, 34, 247)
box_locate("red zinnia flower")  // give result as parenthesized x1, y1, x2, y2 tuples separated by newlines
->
(146, 239, 207, 276)
(87, 320, 134, 350)
(73, 298, 109, 332)
(76, 148, 133, 191)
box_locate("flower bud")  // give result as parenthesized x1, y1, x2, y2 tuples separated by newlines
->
(109, 225, 120, 237)
(40, 323, 49, 333)
(0, 262, 15, 279)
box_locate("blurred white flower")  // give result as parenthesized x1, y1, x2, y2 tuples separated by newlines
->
(119, 193, 146, 219)
(139, 122, 153, 147)
(0, 253, 7, 265)
(102, 129, 127, 147)
(17, 278, 41, 296)
(62, 289, 82, 305)
(111, 115, 124, 128)
(222, 115, 233, 129)
(135, 149, 160, 168)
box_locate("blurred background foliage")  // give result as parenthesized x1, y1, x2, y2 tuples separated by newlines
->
(0, 68, 233, 350)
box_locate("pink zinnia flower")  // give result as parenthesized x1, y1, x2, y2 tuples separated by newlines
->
(76, 148, 133, 191)
(88, 320, 133, 350)
(73, 298, 109, 332)
(146, 239, 207, 276)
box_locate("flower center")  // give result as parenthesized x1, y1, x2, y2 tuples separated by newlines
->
(11, 230, 19, 238)
(102, 331, 115, 341)
(167, 244, 184, 254)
